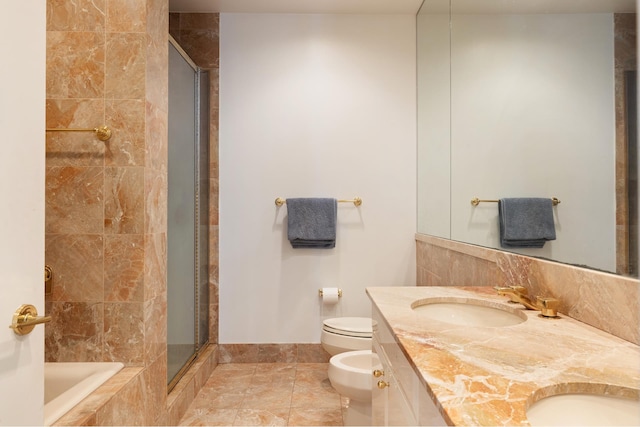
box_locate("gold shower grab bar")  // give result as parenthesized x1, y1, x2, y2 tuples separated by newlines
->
(275, 197, 362, 207)
(45, 125, 112, 141)
(471, 197, 560, 206)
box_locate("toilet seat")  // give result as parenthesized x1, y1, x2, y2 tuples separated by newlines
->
(322, 317, 372, 338)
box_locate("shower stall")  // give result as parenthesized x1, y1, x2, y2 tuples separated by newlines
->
(167, 37, 210, 390)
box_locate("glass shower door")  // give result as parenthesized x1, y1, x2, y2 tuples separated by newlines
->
(167, 40, 209, 389)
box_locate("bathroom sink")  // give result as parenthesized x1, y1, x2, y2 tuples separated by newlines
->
(527, 392, 640, 426)
(411, 299, 526, 327)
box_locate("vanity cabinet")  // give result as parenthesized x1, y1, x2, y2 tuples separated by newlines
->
(372, 306, 447, 426)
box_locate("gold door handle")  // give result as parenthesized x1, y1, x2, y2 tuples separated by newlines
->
(9, 304, 51, 335)
(377, 380, 390, 389)
(373, 369, 385, 378)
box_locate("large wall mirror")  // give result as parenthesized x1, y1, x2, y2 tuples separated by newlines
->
(418, 0, 638, 277)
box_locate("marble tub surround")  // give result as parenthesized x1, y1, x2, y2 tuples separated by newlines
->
(52, 367, 144, 426)
(416, 234, 640, 345)
(367, 286, 640, 426)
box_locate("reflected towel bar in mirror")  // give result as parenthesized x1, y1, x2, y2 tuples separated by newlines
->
(45, 125, 112, 141)
(275, 197, 362, 207)
(471, 197, 560, 206)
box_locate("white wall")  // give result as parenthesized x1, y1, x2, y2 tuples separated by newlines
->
(219, 13, 417, 344)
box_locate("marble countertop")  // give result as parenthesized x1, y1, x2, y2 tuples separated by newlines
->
(366, 286, 640, 426)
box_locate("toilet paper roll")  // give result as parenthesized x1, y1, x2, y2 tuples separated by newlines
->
(321, 287, 340, 305)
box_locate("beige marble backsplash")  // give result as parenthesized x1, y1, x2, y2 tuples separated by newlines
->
(416, 234, 640, 345)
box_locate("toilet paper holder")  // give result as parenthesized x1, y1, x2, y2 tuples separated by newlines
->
(318, 288, 342, 297)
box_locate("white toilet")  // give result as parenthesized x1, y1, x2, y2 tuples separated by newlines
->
(321, 317, 378, 426)
(321, 317, 373, 356)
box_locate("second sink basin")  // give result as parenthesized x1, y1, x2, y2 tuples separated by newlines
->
(411, 298, 527, 327)
(527, 390, 640, 426)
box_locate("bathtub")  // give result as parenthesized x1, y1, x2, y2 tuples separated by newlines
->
(44, 362, 124, 426)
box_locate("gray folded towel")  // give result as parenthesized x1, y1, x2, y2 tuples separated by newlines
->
(499, 198, 556, 248)
(286, 198, 337, 249)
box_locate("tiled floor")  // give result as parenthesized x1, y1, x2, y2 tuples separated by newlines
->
(179, 363, 346, 426)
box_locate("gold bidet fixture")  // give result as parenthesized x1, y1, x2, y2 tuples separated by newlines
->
(494, 285, 560, 318)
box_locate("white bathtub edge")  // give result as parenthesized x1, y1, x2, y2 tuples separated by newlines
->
(44, 362, 124, 426)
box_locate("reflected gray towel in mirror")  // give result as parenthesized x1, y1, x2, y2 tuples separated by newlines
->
(499, 198, 556, 248)
(286, 198, 337, 249)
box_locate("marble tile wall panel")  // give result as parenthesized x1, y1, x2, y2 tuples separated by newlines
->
(144, 232, 167, 301)
(104, 302, 145, 364)
(146, 0, 169, 112)
(172, 13, 220, 69)
(104, 166, 145, 234)
(104, 234, 144, 302)
(296, 344, 332, 363)
(143, 168, 168, 235)
(47, 31, 105, 99)
(95, 373, 145, 425)
(105, 100, 146, 167)
(106, 0, 146, 32)
(105, 33, 146, 100)
(145, 101, 168, 171)
(144, 294, 167, 365)
(47, 0, 106, 32)
(45, 4, 218, 424)
(144, 353, 168, 425)
(416, 234, 640, 345)
(218, 344, 330, 364)
(46, 234, 104, 302)
(46, 167, 104, 234)
(45, 302, 104, 362)
(46, 99, 106, 167)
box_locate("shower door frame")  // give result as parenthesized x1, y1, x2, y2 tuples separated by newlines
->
(167, 36, 210, 392)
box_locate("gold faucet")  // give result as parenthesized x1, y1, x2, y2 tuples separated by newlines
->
(493, 285, 560, 318)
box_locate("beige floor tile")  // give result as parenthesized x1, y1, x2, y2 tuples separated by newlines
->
(179, 408, 238, 426)
(241, 383, 294, 409)
(192, 385, 247, 410)
(287, 407, 344, 426)
(182, 362, 344, 426)
(205, 363, 256, 386)
(291, 363, 341, 408)
(233, 408, 290, 426)
(291, 381, 341, 408)
(252, 363, 297, 385)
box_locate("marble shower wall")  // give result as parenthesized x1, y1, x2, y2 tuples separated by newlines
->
(416, 234, 640, 345)
(45, 0, 170, 422)
(44, 5, 221, 423)
(46, 0, 144, 364)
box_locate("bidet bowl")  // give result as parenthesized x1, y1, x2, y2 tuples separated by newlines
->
(411, 298, 527, 327)
(526, 384, 640, 426)
(328, 350, 379, 402)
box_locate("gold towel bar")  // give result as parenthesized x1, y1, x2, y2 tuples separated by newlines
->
(275, 197, 362, 207)
(45, 125, 112, 141)
(471, 197, 560, 206)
